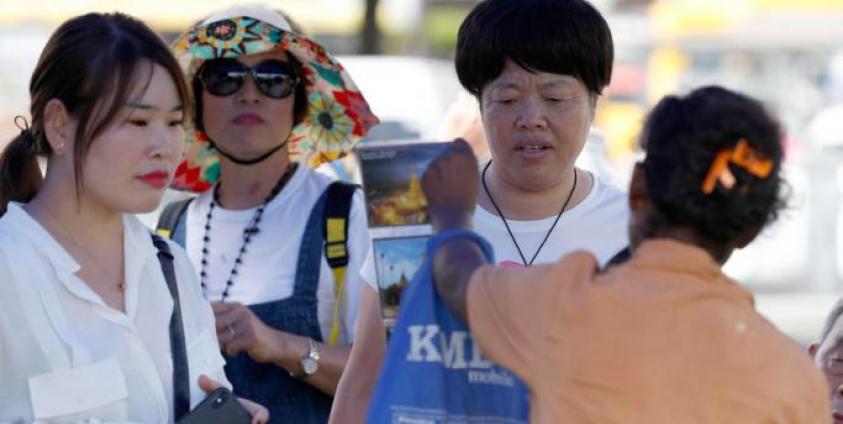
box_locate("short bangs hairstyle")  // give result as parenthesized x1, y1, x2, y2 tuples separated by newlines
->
(455, 0, 614, 99)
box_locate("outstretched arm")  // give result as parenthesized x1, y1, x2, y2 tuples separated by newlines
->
(422, 139, 488, 325)
(432, 237, 488, 324)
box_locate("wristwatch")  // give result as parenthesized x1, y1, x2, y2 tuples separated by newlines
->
(292, 338, 320, 378)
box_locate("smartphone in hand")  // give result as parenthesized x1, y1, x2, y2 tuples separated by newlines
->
(177, 387, 251, 424)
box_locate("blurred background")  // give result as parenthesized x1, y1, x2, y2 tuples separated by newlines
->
(2, 0, 843, 344)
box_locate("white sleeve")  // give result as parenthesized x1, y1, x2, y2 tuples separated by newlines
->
(359, 246, 378, 291)
(342, 190, 375, 342)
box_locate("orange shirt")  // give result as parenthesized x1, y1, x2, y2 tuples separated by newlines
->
(467, 239, 829, 423)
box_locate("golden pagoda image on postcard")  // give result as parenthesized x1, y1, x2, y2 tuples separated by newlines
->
(356, 141, 448, 228)
(355, 140, 449, 333)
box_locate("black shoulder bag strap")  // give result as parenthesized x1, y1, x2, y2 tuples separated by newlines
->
(155, 198, 193, 240)
(151, 233, 191, 420)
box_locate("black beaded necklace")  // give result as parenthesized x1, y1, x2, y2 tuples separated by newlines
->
(481, 161, 577, 266)
(199, 162, 298, 302)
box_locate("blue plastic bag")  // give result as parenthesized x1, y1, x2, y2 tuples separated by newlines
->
(367, 229, 530, 423)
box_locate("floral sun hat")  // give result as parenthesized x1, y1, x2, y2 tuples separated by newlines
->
(170, 4, 379, 192)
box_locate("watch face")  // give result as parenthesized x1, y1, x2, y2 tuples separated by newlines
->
(302, 358, 318, 375)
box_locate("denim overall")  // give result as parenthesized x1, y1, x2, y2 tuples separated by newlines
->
(172, 190, 334, 423)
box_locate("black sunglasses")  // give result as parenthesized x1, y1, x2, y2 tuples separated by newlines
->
(199, 59, 300, 99)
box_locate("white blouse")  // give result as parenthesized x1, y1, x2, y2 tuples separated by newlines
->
(0, 203, 229, 423)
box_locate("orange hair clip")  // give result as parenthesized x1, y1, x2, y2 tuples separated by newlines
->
(701, 138, 773, 195)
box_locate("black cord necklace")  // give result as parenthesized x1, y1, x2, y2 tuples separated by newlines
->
(199, 162, 298, 302)
(481, 161, 577, 266)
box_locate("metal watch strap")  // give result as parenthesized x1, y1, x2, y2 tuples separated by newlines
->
(290, 338, 319, 378)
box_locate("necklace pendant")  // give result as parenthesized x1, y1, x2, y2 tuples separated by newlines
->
(200, 164, 296, 303)
(482, 161, 578, 268)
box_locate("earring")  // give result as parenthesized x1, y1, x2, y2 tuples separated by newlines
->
(54, 142, 66, 155)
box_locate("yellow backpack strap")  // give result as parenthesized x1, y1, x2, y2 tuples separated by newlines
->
(323, 182, 357, 346)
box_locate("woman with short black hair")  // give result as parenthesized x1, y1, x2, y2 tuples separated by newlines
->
(331, 0, 628, 422)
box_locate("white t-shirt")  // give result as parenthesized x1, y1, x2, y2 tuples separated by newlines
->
(473, 173, 629, 268)
(183, 165, 370, 344)
(0, 203, 228, 424)
(361, 172, 629, 287)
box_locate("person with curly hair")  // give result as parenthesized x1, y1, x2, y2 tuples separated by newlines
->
(424, 86, 828, 422)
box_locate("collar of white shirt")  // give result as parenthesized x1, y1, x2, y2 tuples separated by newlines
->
(4, 202, 160, 324)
